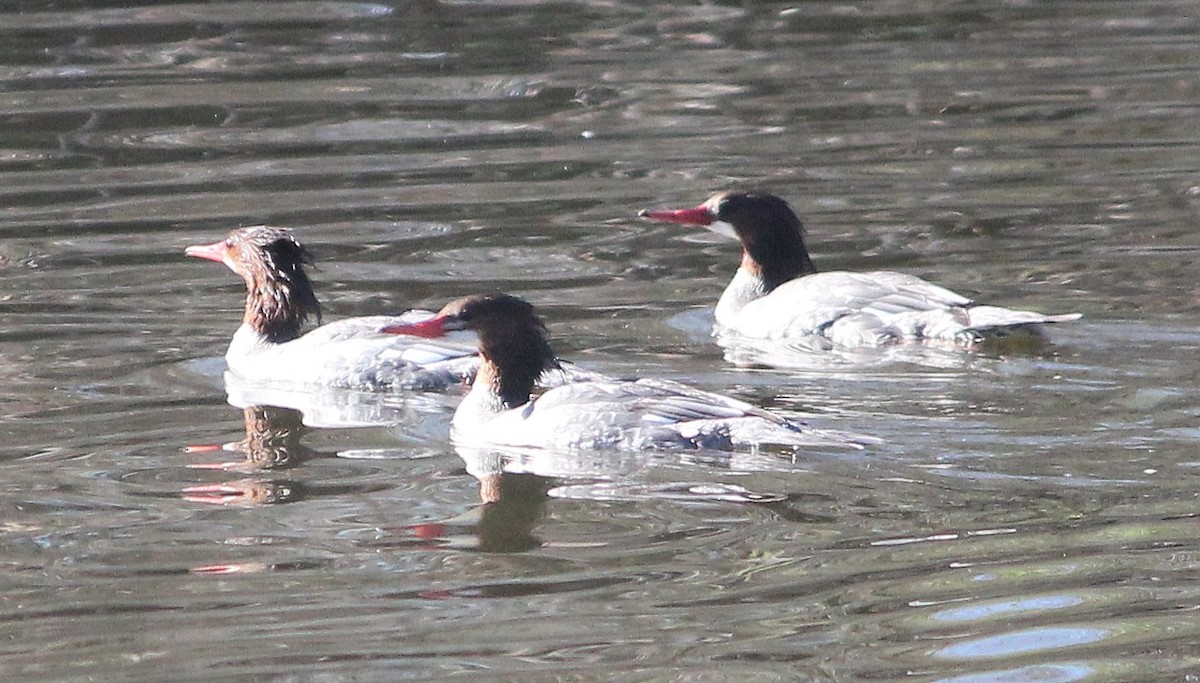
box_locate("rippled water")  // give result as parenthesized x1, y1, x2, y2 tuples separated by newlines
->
(2, 1, 1199, 680)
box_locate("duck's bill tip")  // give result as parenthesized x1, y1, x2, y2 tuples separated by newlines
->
(639, 207, 713, 226)
(184, 241, 227, 262)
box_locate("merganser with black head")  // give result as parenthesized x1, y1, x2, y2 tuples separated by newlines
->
(383, 293, 874, 451)
(185, 226, 478, 391)
(640, 192, 1080, 348)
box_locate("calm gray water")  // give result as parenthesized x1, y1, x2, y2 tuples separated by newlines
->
(1, 1, 1199, 680)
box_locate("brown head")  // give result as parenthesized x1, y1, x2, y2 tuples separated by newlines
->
(185, 226, 321, 343)
(383, 293, 557, 408)
(640, 191, 817, 291)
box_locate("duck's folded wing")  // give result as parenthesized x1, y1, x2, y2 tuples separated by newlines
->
(626, 378, 783, 424)
(628, 378, 879, 448)
(737, 271, 971, 338)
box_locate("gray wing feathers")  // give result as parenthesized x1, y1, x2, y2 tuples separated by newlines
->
(964, 306, 1082, 331)
(737, 271, 1076, 345)
(514, 377, 869, 450)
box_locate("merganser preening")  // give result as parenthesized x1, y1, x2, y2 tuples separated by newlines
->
(185, 226, 478, 391)
(383, 293, 875, 451)
(640, 192, 1080, 349)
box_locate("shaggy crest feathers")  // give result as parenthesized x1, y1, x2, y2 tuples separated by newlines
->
(441, 293, 559, 408)
(234, 227, 322, 343)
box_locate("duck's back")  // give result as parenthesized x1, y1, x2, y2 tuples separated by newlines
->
(722, 270, 969, 342)
(724, 269, 1079, 348)
(452, 377, 865, 451)
(226, 313, 478, 391)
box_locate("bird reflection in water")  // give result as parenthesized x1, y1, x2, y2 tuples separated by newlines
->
(184, 404, 393, 577)
(372, 445, 796, 555)
(182, 404, 372, 506)
(373, 447, 553, 554)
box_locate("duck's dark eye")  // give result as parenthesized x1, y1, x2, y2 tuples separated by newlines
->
(224, 238, 234, 248)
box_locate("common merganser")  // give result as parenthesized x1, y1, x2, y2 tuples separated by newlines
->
(185, 225, 478, 391)
(639, 192, 1080, 348)
(383, 293, 875, 451)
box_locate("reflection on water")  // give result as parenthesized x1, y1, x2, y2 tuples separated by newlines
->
(182, 404, 316, 507)
(187, 404, 314, 472)
(372, 468, 552, 554)
(0, 0, 1198, 680)
(182, 404, 388, 508)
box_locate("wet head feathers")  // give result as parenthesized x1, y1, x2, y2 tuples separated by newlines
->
(230, 226, 322, 342)
(444, 293, 559, 408)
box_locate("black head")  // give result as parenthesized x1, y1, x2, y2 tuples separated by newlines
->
(706, 192, 817, 286)
(641, 191, 817, 290)
(438, 293, 558, 408)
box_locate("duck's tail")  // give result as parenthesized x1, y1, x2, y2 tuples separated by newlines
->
(958, 306, 1082, 352)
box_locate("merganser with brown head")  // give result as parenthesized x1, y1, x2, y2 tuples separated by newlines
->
(640, 192, 1079, 349)
(185, 226, 478, 391)
(383, 292, 875, 451)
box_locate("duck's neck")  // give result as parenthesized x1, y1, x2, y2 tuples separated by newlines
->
(715, 266, 769, 325)
(454, 361, 520, 429)
(474, 351, 548, 408)
(242, 273, 321, 345)
(714, 248, 817, 326)
(741, 239, 817, 293)
(453, 328, 558, 429)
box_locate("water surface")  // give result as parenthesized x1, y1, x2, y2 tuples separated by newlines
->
(1, 1, 1199, 680)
